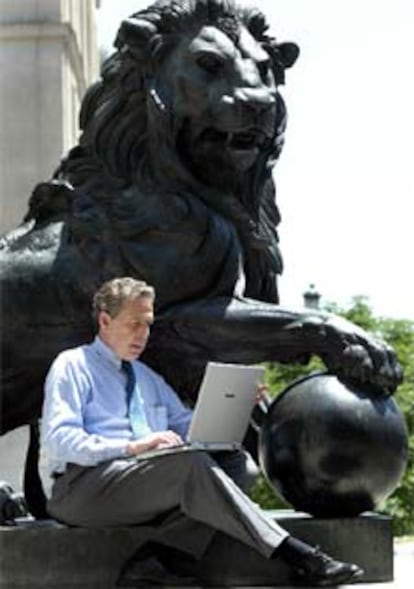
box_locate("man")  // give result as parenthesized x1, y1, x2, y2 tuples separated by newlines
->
(41, 277, 363, 587)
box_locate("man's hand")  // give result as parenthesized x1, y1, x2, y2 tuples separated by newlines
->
(126, 430, 183, 456)
(256, 383, 269, 404)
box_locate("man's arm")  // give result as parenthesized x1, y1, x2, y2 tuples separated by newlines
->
(154, 371, 193, 440)
(41, 354, 129, 468)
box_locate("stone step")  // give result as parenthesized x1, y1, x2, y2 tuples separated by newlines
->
(0, 511, 393, 587)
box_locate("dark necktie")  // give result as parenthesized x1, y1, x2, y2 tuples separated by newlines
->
(121, 360, 136, 405)
(121, 360, 150, 438)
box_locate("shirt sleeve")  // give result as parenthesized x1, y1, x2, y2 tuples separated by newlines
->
(41, 352, 129, 469)
(153, 372, 193, 440)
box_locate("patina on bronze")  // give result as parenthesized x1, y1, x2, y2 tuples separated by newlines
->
(0, 0, 403, 514)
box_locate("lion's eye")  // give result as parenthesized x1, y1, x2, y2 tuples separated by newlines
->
(196, 53, 225, 75)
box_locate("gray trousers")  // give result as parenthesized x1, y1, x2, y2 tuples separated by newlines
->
(47, 450, 288, 560)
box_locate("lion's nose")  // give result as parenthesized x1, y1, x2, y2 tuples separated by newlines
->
(233, 88, 276, 115)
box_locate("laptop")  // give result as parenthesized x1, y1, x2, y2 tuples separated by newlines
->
(134, 362, 265, 460)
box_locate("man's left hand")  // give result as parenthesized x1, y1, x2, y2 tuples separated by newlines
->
(256, 383, 269, 404)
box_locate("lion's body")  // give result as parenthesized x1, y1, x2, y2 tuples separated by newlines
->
(2, 0, 400, 432)
(1, 0, 299, 432)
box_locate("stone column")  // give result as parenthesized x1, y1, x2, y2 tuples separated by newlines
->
(0, 0, 99, 234)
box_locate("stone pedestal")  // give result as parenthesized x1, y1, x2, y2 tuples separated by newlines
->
(194, 511, 393, 586)
(0, 511, 393, 587)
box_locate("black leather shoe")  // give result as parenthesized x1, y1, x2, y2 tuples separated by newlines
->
(292, 546, 364, 586)
(116, 544, 197, 587)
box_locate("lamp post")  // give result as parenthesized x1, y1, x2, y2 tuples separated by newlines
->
(303, 284, 321, 309)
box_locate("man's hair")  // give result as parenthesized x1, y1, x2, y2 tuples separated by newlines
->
(92, 277, 155, 324)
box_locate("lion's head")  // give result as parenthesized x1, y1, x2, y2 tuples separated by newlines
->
(43, 0, 299, 302)
(61, 0, 297, 203)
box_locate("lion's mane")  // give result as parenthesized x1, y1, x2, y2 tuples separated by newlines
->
(28, 0, 298, 303)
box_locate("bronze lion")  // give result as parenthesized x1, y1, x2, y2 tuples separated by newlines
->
(0, 0, 402, 511)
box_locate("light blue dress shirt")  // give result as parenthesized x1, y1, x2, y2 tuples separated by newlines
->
(41, 336, 193, 475)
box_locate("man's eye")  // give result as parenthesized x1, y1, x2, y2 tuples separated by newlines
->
(196, 54, 224, 74)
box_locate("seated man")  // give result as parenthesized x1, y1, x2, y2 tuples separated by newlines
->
(41, 277, 363, 587)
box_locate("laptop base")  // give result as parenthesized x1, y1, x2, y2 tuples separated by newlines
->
(133, 441, 242, 461)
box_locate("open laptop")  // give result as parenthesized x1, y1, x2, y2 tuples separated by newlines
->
(134, 362, 265, 460)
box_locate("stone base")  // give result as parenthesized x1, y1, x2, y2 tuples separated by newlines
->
(0, 511, 393, 587)
(194, 511, 393, 586)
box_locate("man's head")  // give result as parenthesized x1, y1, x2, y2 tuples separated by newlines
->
(93, 277, 155, 360)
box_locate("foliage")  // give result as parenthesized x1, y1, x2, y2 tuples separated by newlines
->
(250, 296, 414, 536)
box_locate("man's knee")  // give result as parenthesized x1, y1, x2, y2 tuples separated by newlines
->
(213, 450, 260, 493)
(184, 451, 216, 469)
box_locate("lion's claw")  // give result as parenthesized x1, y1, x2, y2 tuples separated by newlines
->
(320, 316, 403, 395)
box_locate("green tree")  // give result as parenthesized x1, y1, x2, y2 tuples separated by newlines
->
(251, 296, 414, 536)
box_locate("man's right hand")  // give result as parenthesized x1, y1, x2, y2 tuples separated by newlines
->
(126, 430, 183, 456)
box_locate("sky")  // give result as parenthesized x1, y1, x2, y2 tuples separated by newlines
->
(96, 0, 414, 320)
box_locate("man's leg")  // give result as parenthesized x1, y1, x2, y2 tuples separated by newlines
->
(212, 449, 259, 493)
(48, 452, 363, 586)
(48, 451, 287, 559)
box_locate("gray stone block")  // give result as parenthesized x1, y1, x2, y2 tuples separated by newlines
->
(0, 511, 393, 587)
(194, 511, 393, 586)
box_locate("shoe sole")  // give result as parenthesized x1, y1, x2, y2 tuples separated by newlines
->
(294, 566, 364, 587)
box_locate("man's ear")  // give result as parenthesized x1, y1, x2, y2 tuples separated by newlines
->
(98, 310, 111, 330)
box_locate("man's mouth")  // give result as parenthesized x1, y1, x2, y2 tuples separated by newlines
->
(131, 344, 144, 354)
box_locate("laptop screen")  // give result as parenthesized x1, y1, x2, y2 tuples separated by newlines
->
(188, 362, 265, 444)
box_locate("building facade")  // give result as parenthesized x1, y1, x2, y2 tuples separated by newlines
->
(0, 0, 100, 493)
(0, 0, 99, 234)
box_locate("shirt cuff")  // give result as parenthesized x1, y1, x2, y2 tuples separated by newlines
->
(102, 438, 131, 461)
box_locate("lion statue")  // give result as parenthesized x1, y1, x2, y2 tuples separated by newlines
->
(0, 0, 402, 515)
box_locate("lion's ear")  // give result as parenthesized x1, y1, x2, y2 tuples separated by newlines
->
(268, 41, 300, 85)
(114, 18, 157, 60)
(277, 42, 300, 69)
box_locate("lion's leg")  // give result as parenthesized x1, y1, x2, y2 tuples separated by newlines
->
(155, 296, 319, 364)
(149, 296, 402, 395)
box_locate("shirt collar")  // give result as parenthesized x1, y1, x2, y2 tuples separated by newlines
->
(92, 336, 123, 371)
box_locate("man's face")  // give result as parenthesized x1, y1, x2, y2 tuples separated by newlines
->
(98, 296, 154, 361)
